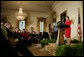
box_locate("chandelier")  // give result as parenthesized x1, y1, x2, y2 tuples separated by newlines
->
(16, 1, 27, 20)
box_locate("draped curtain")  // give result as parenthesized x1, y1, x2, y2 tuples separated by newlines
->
(17, 20, 19, 28)
(25, 17, 28, 31)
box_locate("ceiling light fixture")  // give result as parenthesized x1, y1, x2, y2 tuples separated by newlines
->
(16, 1, 26, 20)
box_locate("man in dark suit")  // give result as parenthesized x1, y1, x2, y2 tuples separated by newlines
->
(43, 32, 49, 39)
(5, 23, 13, 39)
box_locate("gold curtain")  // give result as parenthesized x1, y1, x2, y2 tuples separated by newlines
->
(37, 18, 40, 32)
(17, 20, 19, 28)
(43, 18, 46, 32)
(25, 17, 28, 31)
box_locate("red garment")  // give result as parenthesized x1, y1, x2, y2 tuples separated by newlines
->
(65, 20, 71, 38)
(21, 32, 29, 39)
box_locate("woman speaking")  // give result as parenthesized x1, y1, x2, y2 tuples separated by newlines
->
(65, 16, 71, 45)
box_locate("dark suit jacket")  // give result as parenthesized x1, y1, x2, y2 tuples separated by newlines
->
(0, 29, 7, 43)
(43, 32, 49, 39)
(0, 29, 11, 50)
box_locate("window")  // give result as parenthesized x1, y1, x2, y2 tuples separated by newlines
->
(19, 20, 25, 31)
(53, 22, 56, 26)
(40, 22, 44, 32)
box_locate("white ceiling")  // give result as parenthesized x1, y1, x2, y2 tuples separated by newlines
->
(1, 1, 54, 12)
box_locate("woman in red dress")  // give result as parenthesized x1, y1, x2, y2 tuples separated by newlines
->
(65, 16, 71, 45)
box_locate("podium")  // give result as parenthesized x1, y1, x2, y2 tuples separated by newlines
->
(56, 21, 69, 46)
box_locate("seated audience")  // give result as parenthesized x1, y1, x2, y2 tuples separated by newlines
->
(13, 27, 22, 40)
(32, 31, 38, 43)
(38, 32, 43, 41)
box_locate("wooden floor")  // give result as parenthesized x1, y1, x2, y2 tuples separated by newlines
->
(28, 43, 77, 56)
(28, 44, 54, 56)
(17, 51, 23, 56)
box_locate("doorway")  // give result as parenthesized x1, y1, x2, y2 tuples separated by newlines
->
(61, 10, 67, 23)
